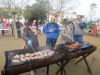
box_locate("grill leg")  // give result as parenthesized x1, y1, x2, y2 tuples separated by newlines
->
(61, 61, 63, 75)
(75, 57, 85, 64)
(83, 56, 92, 74)
(46, 65, 49, 75)
(75, 54, 89, 64)
(56, 61, 67, 75)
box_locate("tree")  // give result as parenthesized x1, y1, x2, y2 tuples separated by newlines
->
(0, 0, 31, 17)
(48, 0, 65, 16)
(61, 18, 68, 25)
(24, 0, 51, 23)
(0, 0, 31, 39)
(90, 3, 97, 21)
(90, 3, 97, 10)
(48, 0, 78, 17)
(0, 7, 9, 18)
(0, 0, 30, 8)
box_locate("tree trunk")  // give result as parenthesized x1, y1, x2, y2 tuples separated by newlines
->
(13, 14, 18, 39)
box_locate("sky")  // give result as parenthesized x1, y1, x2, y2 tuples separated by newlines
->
(40, 0, 100, 19)
(0, 0, 100, 19)
(76, 0, 100, 19)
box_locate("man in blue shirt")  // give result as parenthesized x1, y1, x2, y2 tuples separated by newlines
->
(43, 16, 60, 49)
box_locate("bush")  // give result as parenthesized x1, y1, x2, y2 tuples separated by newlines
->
(61, 18, 67, 25)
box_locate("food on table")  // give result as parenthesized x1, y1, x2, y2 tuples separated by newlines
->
(65, 42, 81, 48)
(20, 57, 26, 61)
(25, 53, 30, 57)
(14, 54, 20, 59)
(25, 56, 31, 60)
(20, 54, 25, 58)
(12, 49, 54, 63)
(12, 59, 20, 63)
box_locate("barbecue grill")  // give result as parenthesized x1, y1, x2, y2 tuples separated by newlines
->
(1, 42, 96, 75)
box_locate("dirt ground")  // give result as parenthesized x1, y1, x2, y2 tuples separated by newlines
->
(0, 34, 100, 75)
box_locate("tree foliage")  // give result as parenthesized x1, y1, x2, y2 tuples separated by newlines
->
(0, 8, 8, 18)
(24, 0, 51, 23)
(0, 0, 31, 19)
(61, 18, 68, 25)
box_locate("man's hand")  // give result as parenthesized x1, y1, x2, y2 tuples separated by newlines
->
(49, 29, 54, 32)
(27, 39, 32, 46)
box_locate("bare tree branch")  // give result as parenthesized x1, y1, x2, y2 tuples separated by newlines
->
(17, 0, 31, 8)
(48, 0, 79, 16)
(0, 0, 31, 9)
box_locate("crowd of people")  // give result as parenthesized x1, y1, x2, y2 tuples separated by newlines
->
(0, 16, 25, 37)
(0, 15, 93, 75)
(0, 15, 87, 51)
(0, 15, 89, 51)
(22, 15, 87, 51)
(0, 17, 9, 35)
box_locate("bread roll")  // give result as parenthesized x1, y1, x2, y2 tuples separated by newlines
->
(12, 59, 20, 63)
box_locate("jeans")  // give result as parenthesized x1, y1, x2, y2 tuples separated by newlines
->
(74, 35, 83, 43)
(46, 38, 57, 49)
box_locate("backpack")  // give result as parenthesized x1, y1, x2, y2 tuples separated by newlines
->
(79, 22, 86, 29)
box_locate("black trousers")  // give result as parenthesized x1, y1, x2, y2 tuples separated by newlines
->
(46, 38, 57, 49)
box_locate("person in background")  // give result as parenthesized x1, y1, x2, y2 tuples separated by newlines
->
(92, 23, 97, 36)
(23, 17, 39, 51)
(2, 19, 9, 35)
(0, 17, 3, 29)
(16, 21, 23, 38)
(0, 17, 3, 35)
(61, 21, 74, 44)
(73, 15, 86, 43)
(2, 19, 9, 28)
(43, 16, 60, 49)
